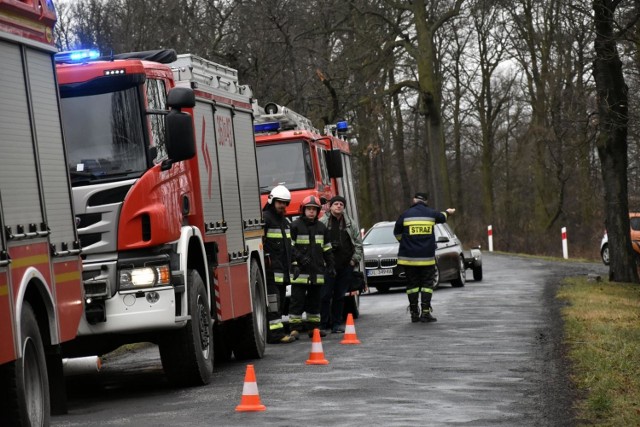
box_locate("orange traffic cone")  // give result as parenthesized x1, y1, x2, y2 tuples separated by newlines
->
(235, 364, 266, 412)
(306, 328, 329, 365)
(340, 313, 361, 345)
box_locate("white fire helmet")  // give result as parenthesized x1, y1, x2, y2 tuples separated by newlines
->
(268, 185, 291, 205)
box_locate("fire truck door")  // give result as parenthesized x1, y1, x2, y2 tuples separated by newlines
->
(214, 106, 244, 258)
(193, 101, 224, 228)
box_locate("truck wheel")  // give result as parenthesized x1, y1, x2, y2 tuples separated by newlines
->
(0, 302, 50, 427)
(451, 257, 466, 287)
(233, 259, 267, 360)
(159, 270, 213, 386)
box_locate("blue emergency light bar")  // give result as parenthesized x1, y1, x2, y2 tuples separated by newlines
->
(254, 122, 280, 133)
(336, 121, 349, 132)
(54, 49, 101, 64)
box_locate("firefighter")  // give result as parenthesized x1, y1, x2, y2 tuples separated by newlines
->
(394, 192, 455, 323)
(263, 185, 296, 344)
(289, 196, 335, 339)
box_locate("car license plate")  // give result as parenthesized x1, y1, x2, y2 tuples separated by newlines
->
(367, 268, 393, 277)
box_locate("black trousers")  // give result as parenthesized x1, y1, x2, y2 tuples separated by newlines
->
(320, 264, 353, 329)
(289, 284, 322, 331)
(403, 265, 436, 308)
(266, 277, 287, 340)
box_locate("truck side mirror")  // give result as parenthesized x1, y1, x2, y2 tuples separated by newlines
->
(163, 87, 196, 164)
(326, 149, 343, 178)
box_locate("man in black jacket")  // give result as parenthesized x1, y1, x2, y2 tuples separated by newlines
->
(263, 185, 296, 343)
(394, 192, 455, 323)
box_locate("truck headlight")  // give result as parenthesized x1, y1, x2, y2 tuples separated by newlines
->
(119, 265, 171, 289)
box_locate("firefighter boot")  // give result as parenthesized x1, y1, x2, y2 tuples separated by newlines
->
(420, 305, 437, 322)
(408, 305, 420, 323)
(289, 330, 301, 340)
(408, 292, 420, 322)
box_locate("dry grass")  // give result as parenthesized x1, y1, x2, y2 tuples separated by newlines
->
(557, 278, 640, 426)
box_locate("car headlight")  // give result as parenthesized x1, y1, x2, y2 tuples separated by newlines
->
(119, 265, 171, 289)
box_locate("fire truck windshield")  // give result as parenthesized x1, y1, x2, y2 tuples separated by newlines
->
(60, 86, 147, 185)
(256, 140, 314, 193)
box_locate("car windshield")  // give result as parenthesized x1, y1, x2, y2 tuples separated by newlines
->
(256, 141, 314, 193)
(60, 86, 147, 185)
(364, 226, 397, 245)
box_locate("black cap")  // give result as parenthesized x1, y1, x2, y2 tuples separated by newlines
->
(414, 192, 428, 201)
(329, 195, 347, 206)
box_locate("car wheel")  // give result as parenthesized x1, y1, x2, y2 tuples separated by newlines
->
(601, 244, 610, 265)
(451, 257, 466, 287)
(432, 264, 440, 289)
(473, 265, 483, 281)
(375, 285, 390, 293)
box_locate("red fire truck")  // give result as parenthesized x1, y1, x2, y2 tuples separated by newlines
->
(253, 103, 364, 317)
(54, 50, 267, 386)
(0, 1, 84, 425)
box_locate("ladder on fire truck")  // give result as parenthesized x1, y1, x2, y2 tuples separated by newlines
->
(253, 102, 320, 133)
(171, 53, 253, 98)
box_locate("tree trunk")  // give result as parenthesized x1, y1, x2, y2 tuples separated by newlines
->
(593, 0, 638, 283)
(414, 0, 452, 209)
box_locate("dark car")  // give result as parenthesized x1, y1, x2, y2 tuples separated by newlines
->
(363, 221, 482, 293)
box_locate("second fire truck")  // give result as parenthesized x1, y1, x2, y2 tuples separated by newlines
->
(55, 50, 266, 385)
(253, 103, 364, 317)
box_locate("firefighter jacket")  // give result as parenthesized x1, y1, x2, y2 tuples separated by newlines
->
(319, 212, 363, 265)
(290, 217, 334, 285)
(262, 204, 292, 284)
(394, 201, 448, 266)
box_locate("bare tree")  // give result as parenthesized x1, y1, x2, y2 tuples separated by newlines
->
(593, 0, 640, 283)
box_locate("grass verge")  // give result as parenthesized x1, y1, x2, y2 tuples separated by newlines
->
(557, 277, 640, 426)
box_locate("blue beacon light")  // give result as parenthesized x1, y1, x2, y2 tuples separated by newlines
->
(254, 122, 280, 133)
(54, 49, 100, 64)
(336, 121, 349, 132)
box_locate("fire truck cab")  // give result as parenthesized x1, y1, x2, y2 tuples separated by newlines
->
(253, 103, 364, 317)
(0, 1, 84, 424)
(55, 50, 267, 386)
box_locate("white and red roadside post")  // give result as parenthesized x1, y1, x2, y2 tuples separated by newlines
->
(487, 225, 494, 252)
(561, 227, 568, 259)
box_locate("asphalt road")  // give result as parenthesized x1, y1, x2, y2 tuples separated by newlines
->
(51, 253, 608, 427)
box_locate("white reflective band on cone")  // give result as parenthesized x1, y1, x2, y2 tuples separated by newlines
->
(242, 381, 259, 395)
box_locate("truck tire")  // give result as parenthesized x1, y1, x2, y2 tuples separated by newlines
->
(232, 259, 267, 360)
(159, 270, 213, 386)
(0, 302, 50, 427)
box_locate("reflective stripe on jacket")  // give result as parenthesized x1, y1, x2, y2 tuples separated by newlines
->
(394, 202, 448, 266)
(290, 217, 334, 285)
(262, 205, 292, 283)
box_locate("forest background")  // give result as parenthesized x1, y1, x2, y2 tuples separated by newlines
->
(53, 0, 640, 261)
